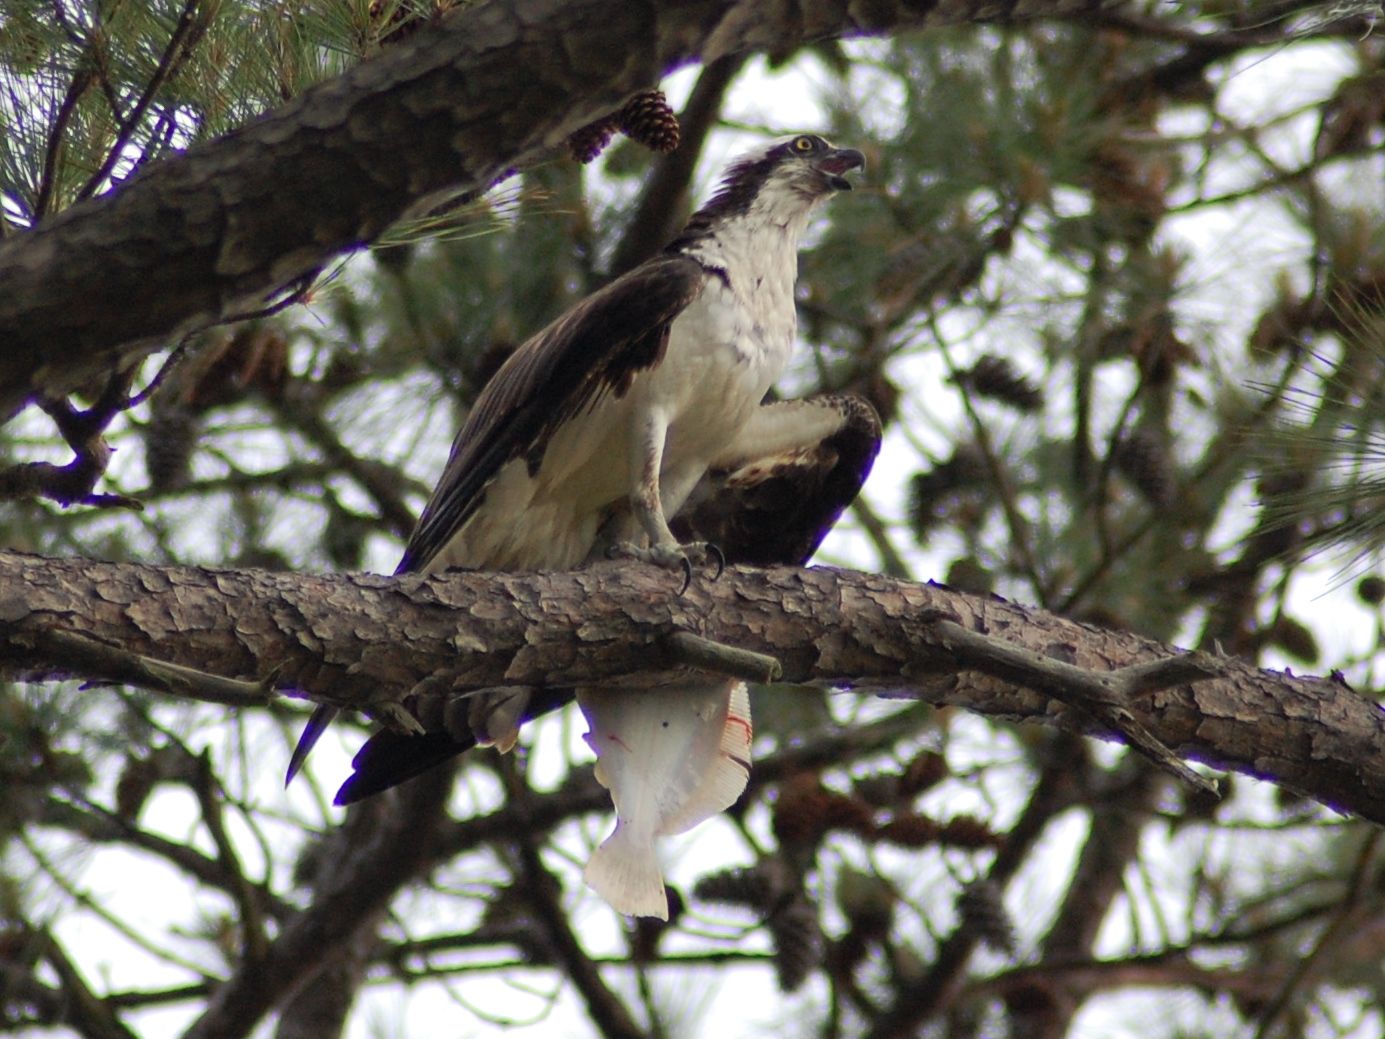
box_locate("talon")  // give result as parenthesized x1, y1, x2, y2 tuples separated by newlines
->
(707, 543, 725, 581)
(610, 540, 717, 593)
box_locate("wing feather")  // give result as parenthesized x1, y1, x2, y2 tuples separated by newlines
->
(397, 254, 706, 573)
(671, 394, 881, 566)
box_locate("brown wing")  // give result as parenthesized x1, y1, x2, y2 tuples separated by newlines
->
(397, 253, 706, 573)
(672, 394, 881, 567)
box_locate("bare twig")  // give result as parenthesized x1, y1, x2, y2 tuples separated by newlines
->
(189, 753, 271, 965)
(663, 630, 781, 683)
(28, 928, 141, 1039)
(77, 0, 206, 202)
(271, 388, 419, 539)
(40, 794, 293, 918)
(864, 745, 1086, 1039)
(126, 339, 194, 409)
(933, 323, 1050, 605)
(850, 496, 913, 580)
(34, 66, 94, 219)
(503, 762, 646, 1039)
(921, 614, 1222, 795)
(182, 767, 455, 1039)
(17, 628, 273, 707)
(0, 369, 143, 508)
(1254, 830, 1383, 1039)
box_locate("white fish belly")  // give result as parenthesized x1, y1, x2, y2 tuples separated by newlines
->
(579, 681, 753, 918)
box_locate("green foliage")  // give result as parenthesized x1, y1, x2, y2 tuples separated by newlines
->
(0, 0, 381, 225)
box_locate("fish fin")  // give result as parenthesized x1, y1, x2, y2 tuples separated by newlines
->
(660, 683, 753, 835)
(659, 749, 750, 835)
(721, 682, 753, 759)
(584, 825, 669, 919)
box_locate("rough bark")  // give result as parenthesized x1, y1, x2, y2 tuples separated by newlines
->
(2, 549, 1382, 823)
(0, 0, 1108, 417)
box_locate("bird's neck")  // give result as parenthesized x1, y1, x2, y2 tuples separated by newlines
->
(674, 201, 819, 301)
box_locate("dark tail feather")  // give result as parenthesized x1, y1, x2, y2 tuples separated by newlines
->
(286, 704, 339, 786)
(334, 730, 476, 806)
(333, 687, 575, 805)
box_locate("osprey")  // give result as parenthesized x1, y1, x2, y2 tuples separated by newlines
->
(290, 134, 873, 917)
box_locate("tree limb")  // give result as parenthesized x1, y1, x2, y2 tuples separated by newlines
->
(0, 0, 1109, 417)
(2, 549, 1382, 822)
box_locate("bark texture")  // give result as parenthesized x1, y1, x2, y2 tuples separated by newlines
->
(0, 0, 1107, 416)
(2, 549, 1382, 823)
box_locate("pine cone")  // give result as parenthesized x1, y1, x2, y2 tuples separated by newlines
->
(773, 773, 875, 849)
(952, 355, 1043, 413)
(907, 444, 990, 540)
(694, 865, 775, 909)
(182, 327, 290, 410)
(618, 90, 680, 153)
(898, 749, 949, 798)
(143, 402, 199, 491)
(114, 754, 160, 822)
(567, 116, 618, 164)
(874, 813, 941, 848)
(323, 506, 371, 571)
(831, 868, 895, 976)
(768, 896, 823, 992)
(1114, 428, 1176, 507)
(936, 814, 1002, 849)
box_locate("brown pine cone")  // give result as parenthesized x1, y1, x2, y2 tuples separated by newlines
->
(618, 90, 680, 153)
(567, 116, 619, 164)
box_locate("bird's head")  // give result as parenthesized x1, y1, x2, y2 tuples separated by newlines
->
(687, 134, 865, 230)
(747, 133, 866, 197)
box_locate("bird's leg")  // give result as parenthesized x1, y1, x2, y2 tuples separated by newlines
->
(611, 410, 714, 576)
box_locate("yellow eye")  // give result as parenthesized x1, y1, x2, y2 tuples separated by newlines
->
(793, 136, 815, 152)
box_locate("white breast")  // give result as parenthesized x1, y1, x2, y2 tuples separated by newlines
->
(647, 227, 804, 494)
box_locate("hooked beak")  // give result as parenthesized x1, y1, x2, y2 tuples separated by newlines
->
(816, 148, 865, 191)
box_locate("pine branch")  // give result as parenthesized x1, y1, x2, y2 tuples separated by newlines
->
(0, 0, 1109, 420)
(1, 550, 1381, 823)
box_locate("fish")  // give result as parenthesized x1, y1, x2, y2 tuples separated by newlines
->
(578, 680, 753, 919)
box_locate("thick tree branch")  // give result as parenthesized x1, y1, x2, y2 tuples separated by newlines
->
(0, 0, 1109, 417)
(2, 549, 1382, 822)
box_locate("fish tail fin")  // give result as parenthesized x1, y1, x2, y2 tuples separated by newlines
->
(584, 826, 668, 920)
